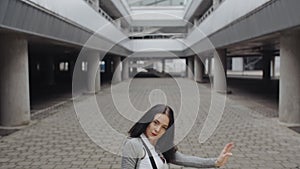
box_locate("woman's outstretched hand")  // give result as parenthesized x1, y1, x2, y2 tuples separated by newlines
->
(215, 142, 234, 167)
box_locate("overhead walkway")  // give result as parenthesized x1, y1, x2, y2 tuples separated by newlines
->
(2, 0, 299, 54)
(0, 0, 131, 54)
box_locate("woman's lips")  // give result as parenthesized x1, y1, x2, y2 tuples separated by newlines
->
(151, 132, 158, 136)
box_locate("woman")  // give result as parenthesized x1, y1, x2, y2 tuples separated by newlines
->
(122, 104, 234, 169)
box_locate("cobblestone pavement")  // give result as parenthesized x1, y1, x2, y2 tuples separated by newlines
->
(1, 78, 300, 169)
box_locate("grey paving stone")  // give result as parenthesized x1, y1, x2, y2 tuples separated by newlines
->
(40, 164, 56, 169)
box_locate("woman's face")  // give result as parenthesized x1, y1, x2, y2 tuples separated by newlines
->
(145, 113, 170, 144)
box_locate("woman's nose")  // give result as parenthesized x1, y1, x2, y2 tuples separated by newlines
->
(155, 126, 161, 132)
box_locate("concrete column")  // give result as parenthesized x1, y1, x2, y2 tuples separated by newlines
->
(213, 49, 227, 93)
(86, 50, 100, 94)
(91, 0, 99, 10)
(115, 19, 121, 29)
(44, 55, 55, 86)
(0, 35, 30, 126)
(105, 58, 112, 75)
(162, 59, 165, 73)
(123, 25, 130, 34)
(207, 57, 212, 76)
(193, 18, 198, 27)
(262, 51, 272, 80)
(194, 55, 204, 82)
(187, 57, 194, 79)
(279, 32, 300, 126)
(232, 57, 243, 71)
(185, 58, 188, 77)
(69, 59, 76, 80)
(213, 0, 220, 9)
(112, 56, 122, 84)
(187, 22, 194, 34)
(270, 56, 275, 77)
(131, 60, 138, 77)
(122, 58, 129, 80)
(72, 53, 87, 93)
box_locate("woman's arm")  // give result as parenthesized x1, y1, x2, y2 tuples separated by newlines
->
(170, 151, 218, 168)
(170, 143, 234, 168)
(121, 138, 145, 169)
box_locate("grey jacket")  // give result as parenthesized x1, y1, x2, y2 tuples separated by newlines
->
(121, 137, 218, 168)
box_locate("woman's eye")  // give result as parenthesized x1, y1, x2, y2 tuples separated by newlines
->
(153, 121, 159, 125)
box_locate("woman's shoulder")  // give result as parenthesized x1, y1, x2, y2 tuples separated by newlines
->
(124, 137, 142, 145)
(123, 137, 145, 158)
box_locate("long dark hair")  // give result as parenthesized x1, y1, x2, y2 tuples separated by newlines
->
(128, 104, 177, 162)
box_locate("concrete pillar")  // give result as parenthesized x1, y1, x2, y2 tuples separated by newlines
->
(72, 53, 87, 93)
(262, 51, 272, 80)
(90, 0, 99, 10)
(207, 57, 212, 76)
(232, 57, 243, 71)
(112, 56, 122, 84)
(105, 58, 112, 75)
(279, 32, 300, 126)
(270, 56, 275, 78)
(69, 58, 76, 80)
(185, 58, 188, 77)
(187, 57, 194, 79)
(115, 19, 121, 29)
(162, 59, 165, 73)
(213, 0, 220, 9)
(122, 58, 129, 80)
(194, 55, 205, 82)
(193, 18, 198, 27)
(0, 35, 30, 126)
(213, 49, 227, 93)
(131, 60, 138, 77)
(123, 25, 130, 34)
(86, 50, 100, 94)
(44, 55, 55, 86)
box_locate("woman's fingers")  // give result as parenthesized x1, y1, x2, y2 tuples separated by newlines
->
(224, 152, 233, 157)
(223, 142, 234, 153)
(217, 143, 234, 167)
(219, 153, 232, 165)
(220, 152, 232, 160)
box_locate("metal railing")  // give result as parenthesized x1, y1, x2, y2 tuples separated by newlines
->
(83, 0, 114, 23)
(198, 0, 226, 25)
(129, 33, 187, 39)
